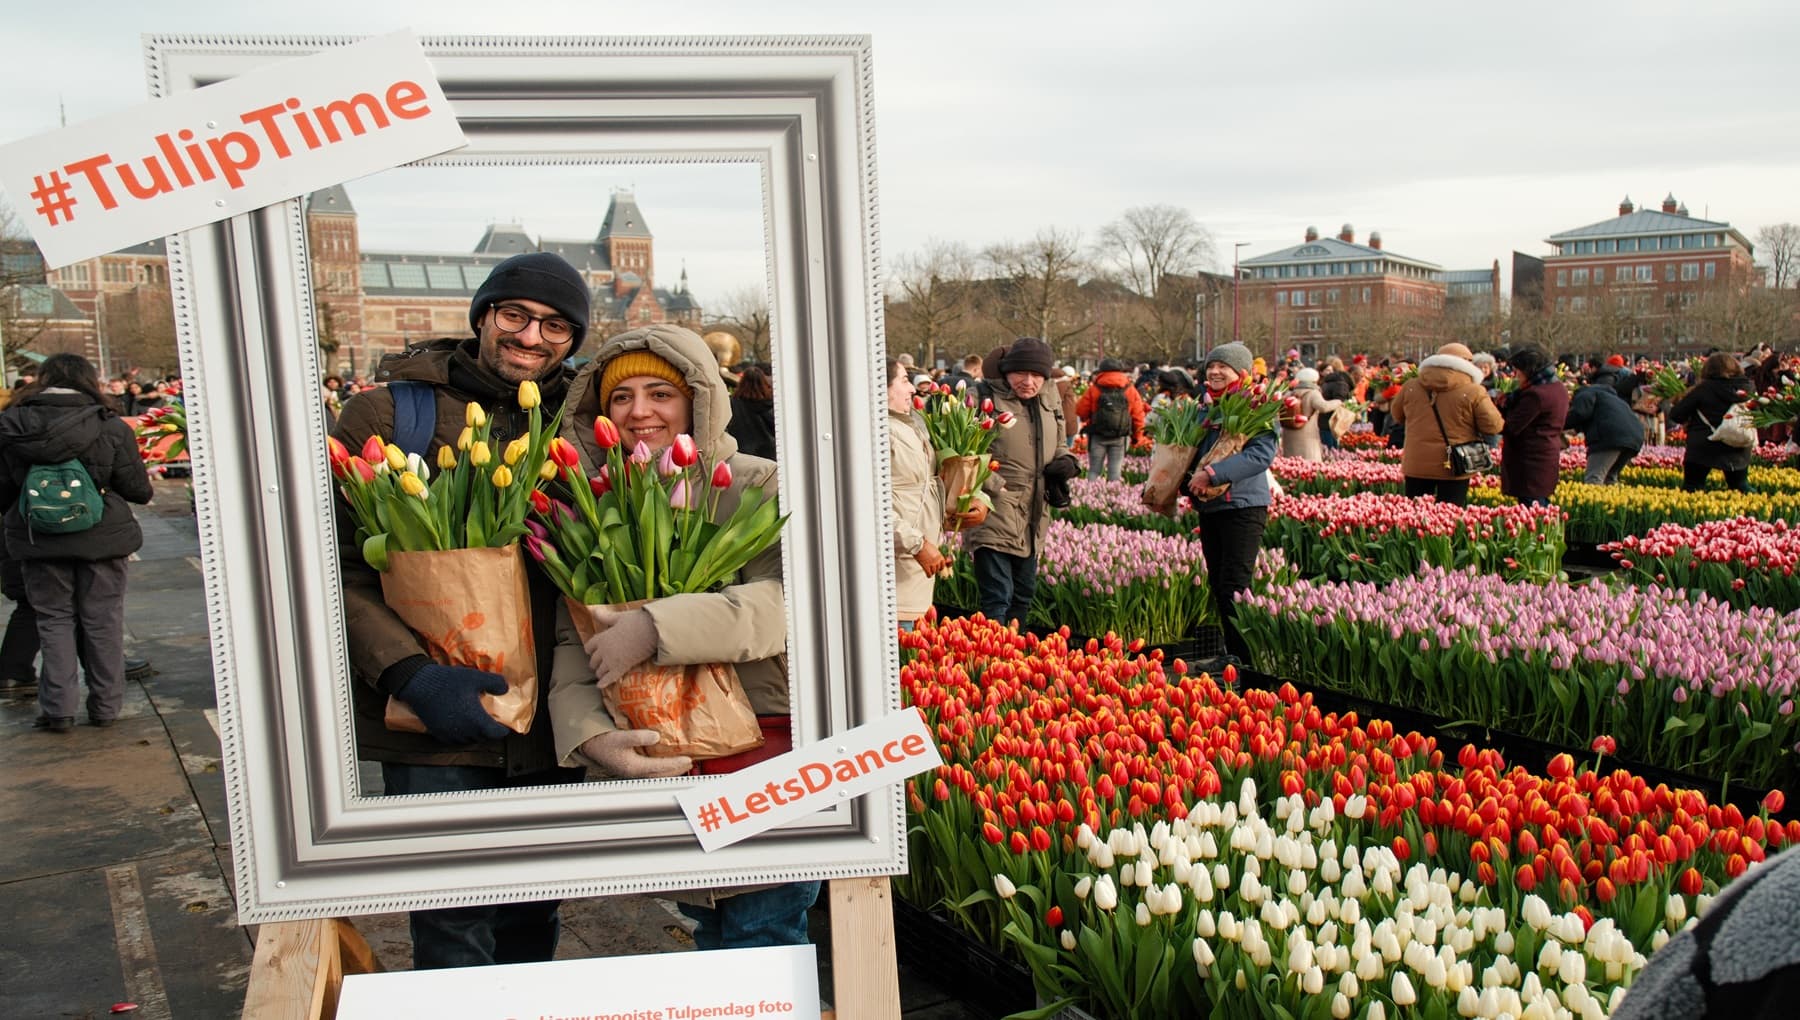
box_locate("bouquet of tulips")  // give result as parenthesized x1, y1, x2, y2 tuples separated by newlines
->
(918, 380, 1007, 527)
(1142, 397, 1206, 515)
(328, 380, 558, 735)
(1648, 360, 1697, 402)
(530, 416, 787, 759)
(1750, 374, 1800, 428)
(1183, 380, 1287, 503)
(133, 401, 188, 466)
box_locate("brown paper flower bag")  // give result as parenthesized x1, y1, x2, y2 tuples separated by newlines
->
(1141, 443, 1196, 516)
(567, 597, 764, 761)
(380, 545, 538, 735)
(937, 454, 982, 525)
(1187, 432, 1248, 503)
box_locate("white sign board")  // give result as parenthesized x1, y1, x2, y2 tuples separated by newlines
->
(679, 709, 943, 852)
(337, 944, 820, 1020)
(0, 30, 464, 267)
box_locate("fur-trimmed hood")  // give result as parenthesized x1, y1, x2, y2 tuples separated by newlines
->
(1418, 353, 1484, 391)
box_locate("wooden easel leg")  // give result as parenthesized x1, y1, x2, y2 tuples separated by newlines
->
(823, 877, 901, 1020)
(243, 918, 382, 1020)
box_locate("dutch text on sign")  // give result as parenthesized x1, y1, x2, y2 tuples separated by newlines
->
(0, 30, 465, 267)
(677, 708, 943, 852)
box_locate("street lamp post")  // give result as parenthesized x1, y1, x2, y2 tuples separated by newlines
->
(1233, 242, 1251, 343)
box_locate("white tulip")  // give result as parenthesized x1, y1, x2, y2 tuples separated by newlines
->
(1536, 939, 1562, 973)
(1356, 950, 1384, 982)
(1340, 898, 1362, 927)
(1234, 970, 1247, 990)
(1076, 823, 1095, 850)
(1424, 953, 1448, 989)
(1094, 874, 1118, 911)
(1239, 777, 1257, 815)
(1494, 930, 1514, 955)
(993, 873, 1016, 899)
(1135, 902, 1152, 927)
(1171, 857, 1193, 886)
(1221, 802, 1238, 828)
(1290, 935, 1315, 973)
(1150, 819, 1169, 850)
(1198, 831, 1219, 860)
(1344, 794, 1367, 820)
(1651, 928, 1670, 951)
(1331, 992, 1351, 1019)
(1255, 829, 1275, 860)
(1091, 843, 1114, 869)
(1135, 859, 1153, 888)
(1457, 985, 1481, 1018)
(1307, 896, 1330, 928)
(1239, 871, 1263, 904)
(1342, 868, 1368, 900)
(1192, 866, 1215, 903)
(1214, 863, 1231, 892)
(1195, 909, 1216, 938)
(1303, 965, 1325, 995)
(1060, 929, 1076, 951)
(1289, 868, 1309, 897)
(1392, 971, 1417, 1006)
(1558, 949, 1586, 987)
(1521, 970, 1543, 1001)
(1193, 936, 1215, 972)
(1366, 1001, 1386, 1020)
(1697, 892, 1714, 916)
(1073, 875, 1092, 900)
(1217, 910, 1239, 941)
(1244, 854, 1263, 879)
(1339, 972, 1360, 998)
(1665, 894, 1687, 927)
(1521, 895, 1552, 932)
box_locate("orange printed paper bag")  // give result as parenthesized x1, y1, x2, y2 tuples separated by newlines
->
(380, 545, 538, 735)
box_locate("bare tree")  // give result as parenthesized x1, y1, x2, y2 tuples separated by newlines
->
(0, 198, 54, 365)
(104, 287, 179, 378)
(1093, 204, 1216, 299)
(1757, 224, 1800, 290)
(710, 284, 772, 365)
(887, 239, 976, 368)
(980, 227, 1091, 357)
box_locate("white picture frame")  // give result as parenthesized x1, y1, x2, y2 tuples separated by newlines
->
(146, 34, 898, 923)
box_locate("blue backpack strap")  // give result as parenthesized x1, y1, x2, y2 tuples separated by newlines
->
(387, 381, 437, 459)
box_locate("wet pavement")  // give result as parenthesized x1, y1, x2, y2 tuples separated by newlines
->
(0, 481, 990, 1019)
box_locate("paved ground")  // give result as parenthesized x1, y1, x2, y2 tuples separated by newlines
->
(0, 481, 990, 1019)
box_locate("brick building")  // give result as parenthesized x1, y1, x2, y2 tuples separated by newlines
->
(1443, 261, 1503, 345)
(38, 238, 172, 375)
(1238, 224, 1447, 361)
(1539, 194, 1757, 351)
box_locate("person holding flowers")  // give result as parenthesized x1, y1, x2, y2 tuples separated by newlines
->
(1181, 342, 1279, 667)
(1669, 353, 1755, 492)
(1389, 342, 1502, 505)
(1277, 366, 1343, 463)
(963, 337, 1082, 627)
(886, 357, 950, 629)
(1498, 343, 1569, 506)
(545, 323, 817, 951)
(330, 251, 590, 970)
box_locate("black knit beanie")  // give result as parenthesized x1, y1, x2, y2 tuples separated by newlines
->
(469, 252, 592, 343)
(999, 337, 1056, 378)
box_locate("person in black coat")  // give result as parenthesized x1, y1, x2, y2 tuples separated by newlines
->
(724, 365, 777, 461)
(1566, 365, 1645, 485)
(0, 354, 153, 731)
(1668, 353, 1755, 492)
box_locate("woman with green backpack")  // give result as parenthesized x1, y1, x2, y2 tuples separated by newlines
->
(0, 354, 153, 732)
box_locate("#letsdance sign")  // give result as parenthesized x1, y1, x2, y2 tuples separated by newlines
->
(0, 30, 465, 267)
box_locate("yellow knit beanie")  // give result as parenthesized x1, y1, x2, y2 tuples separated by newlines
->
(600, 350, 692, 403)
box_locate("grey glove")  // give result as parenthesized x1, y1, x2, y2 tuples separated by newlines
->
(583, 605, 659, 690)
(578, 728, 693, 779)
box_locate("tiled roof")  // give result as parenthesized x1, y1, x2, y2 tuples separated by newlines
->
(1242, 236, 1440, 272)
(1547, 209, 1734, 242)
(598, 191, 651, 240)
(306, 184, 355, 215)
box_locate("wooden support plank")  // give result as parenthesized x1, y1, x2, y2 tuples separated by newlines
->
(827, 877, 901, 1020)
(243, 917, 381, 1020)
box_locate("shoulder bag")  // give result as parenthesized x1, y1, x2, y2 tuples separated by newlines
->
(1429, 393, 1494, 476)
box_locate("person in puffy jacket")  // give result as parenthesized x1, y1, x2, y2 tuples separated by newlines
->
(1498, 344, 1570, 506)
(0, 354, 153, 732)
(1075, 357, 1148, 481)
(1566, 364, 1645, 485)
(1668, 353, 1755, 492)
(1279, 367, 1344, 463)
(1389, 343, 1503, 506)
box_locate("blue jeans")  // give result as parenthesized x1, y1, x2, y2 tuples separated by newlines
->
(1087, 437, 1127, 482)
(380, 762, 584, 969)
(973, 547, 1038, 626)
(678, 881, 820, 951)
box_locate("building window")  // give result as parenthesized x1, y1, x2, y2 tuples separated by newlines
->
(1683, 235, 1700, 249)
(1681, 263, 1699, 281)
(1308, 316, 1321, 330)
(1277, 291, 1287, 306)
(1680, 292, 1697, 309)
(1636, 265, 1653, 282)
(1705, 262, 1716, 280)
(1556, 270, 1568, 287)
(1555, 297, 1567, 313)
(1616, 296, 1631, 313)
(1571, 296, 1587, 313)
(1636, 294, 1651, 314)
(1600, 240, 1616, 253)
(1327, 289, 1340, 304)
(1664, 264, 1677, 282)
(1309, 290, 1322, 305)
(1620, 238, 1637, 252)
(1361, 287, 1371, 303)
(1572, 269, 1589, 286)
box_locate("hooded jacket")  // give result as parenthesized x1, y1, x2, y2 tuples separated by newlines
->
(1279, 382, 1344, 463)
(548, 324, 787, 769)
(1669, 375, 1756, 472)
(889, 406, 944, 619)
(1566, 367, 1646, 453)
(1074, 370, 1149, 442)
(330, 338, 575, 773)
(962, 368, 1070, 559)
(0, 390, 153, 561)
(1500, 377, 1571, 501)
(1390, 354, 1504, 481)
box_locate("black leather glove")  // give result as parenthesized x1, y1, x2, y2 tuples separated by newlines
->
(394, 663, 510, 745)
(1043, 454, 1080, 509)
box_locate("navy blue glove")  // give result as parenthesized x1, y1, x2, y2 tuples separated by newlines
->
(394, 663, 510, 745)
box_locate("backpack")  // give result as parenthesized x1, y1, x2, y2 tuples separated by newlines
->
(1089, 385, 1132, 440)
(20, 458, 104, 535)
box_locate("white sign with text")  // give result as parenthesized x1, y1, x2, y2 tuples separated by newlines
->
(336, 944, 820, 1020)
(678, 708, 943, 852)
(0, 30, 465, 267)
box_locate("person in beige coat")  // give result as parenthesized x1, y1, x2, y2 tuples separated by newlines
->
(1389, 342, 1504, 506)
(547, 323, 816, 951)
(1278, 367, 1343, 463)
(887, 358, 949, 627)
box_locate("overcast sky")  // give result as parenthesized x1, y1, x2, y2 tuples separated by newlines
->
(3, 1, 1796, 305)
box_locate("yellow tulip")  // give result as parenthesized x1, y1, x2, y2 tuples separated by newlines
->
(538, 459, 558, 482)
(470, 441, 492, 466)
(490, 465, 514, 489)
(517, 380, 541, 410)
(504, 436, 530, 466)
(466, 402, 488, 428)
(399, 471, 427, 498)
(384, 444, 407, 472)
(457, 426, 474, 451)
(437, 445, 459, 472)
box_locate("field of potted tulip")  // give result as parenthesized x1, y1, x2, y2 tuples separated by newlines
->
(1234, 566, 1800, 790)
(1601, 517, 1800, 613)
(897, 612, 1792, 1019)
(1262, 494, 1566, 583)
(1474, 481, 1800, 544)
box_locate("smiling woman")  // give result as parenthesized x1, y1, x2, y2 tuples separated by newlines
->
(152, 34, 899, 925)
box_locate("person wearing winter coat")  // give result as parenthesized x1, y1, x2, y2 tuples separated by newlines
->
(1388, 343, 1504, 506)
(548, 322, 817, 951)
(886, 357, 948, 627)
(1498, 344, 1570, 506)
(725, 364, 777, 461)
(963, 337, 1081, 626)
(1566, 365, 1645, 485)
(1179, 343, 1279, 668)
(1279, 367, 1344, 463)
(1668, 353, 1755, 492)
(1056, 366, 1082, 446)
(0, 353, 154, 733)
(1075, 358, 1149, 481)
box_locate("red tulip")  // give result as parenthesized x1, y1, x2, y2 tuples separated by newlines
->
(359, 435, 385, 464)
(348, 456, 376, 483)
(671, 434, 700, 467)
(712, 461, 734, 489)
(327, 436, 350, 468)
(593, 415, 621, 450)
(529, 490, 552, 515)
(1589, 735, 1616, 755)
(1045, 905, 1063, 928)
(1765, 789, 1786, 815)
(547, 437, 581, 469)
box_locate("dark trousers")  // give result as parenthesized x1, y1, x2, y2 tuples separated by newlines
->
(24, 558, 128, 721)
(380, 762, 585, 970)
(0, 556, 39, 681)
(973, 547, 1039, 627)
(1682, 462, 1749, 493)
(1319, 423, 1339, 450)
(1196, 506, 1268, 662)
(1403, 476, 1471, 506)
(677, 881, 821, 951)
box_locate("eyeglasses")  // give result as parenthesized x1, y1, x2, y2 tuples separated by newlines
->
(491, 303, 577, 344)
